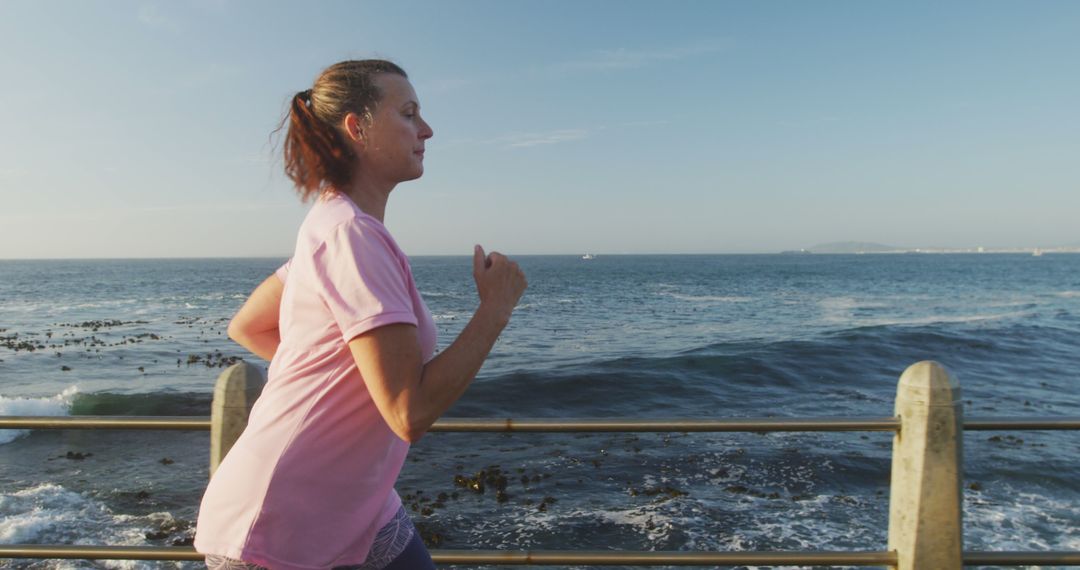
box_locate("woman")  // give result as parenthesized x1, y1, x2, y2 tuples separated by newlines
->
(195, 59, 527, 570)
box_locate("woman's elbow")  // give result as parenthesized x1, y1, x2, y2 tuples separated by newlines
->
(397, 425, 427, 444)
(226, 320, 246, 345)
(387, 408, 430, 444)
(227, 321, 263, 355)
(388, 421, 426, 444)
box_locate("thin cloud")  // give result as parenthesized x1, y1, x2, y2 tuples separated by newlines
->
(116, 203, 294, 214)
(443, 129, 591, 149)
(777, 115, 842, 128)
(549, 39, 732, 73)
(0, 203, 296, 223)
(620, 119, 672, 128)
(137, 3, 180, 32)
(500, 129, 589, 148)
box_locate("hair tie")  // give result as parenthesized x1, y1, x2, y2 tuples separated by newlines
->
(298, 89, 313, 103)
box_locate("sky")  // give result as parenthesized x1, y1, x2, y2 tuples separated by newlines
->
(0, 0, 1078, 258)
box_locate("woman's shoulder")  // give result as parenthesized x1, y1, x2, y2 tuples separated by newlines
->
(301, 193, 393, 245)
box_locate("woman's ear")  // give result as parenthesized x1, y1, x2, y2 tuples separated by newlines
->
(343, 113, 365, 145)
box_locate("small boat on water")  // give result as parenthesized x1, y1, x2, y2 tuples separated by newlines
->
(1033, 249, 1044, 257)
(582, 253, 596, 260)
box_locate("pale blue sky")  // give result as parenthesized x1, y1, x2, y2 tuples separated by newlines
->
(1, 1, 1077, 258)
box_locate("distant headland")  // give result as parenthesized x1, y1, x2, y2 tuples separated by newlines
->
(793, 241, 1080, 255)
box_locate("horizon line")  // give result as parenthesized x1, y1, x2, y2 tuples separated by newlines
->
(3, 250, 1079, 262)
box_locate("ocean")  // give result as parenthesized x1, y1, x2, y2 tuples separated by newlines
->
(1, 254, 1078, 569)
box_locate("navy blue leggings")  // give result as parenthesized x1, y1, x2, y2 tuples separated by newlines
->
(379, 529, 435, 570)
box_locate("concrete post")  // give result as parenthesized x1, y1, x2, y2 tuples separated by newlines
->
(887, 361, 963, 570)
(209, 361, 266, 477)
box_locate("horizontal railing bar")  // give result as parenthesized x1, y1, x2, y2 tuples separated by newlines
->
(2, 415, 1079, 432)
(430, 417, 901, 432)
(431, 549, 897, 565)
(0, 545, 204, 561)
(1, 416, 899, 432)
(3, 545, 1078, 565)
(0, 545, 897, 564)
(963, 417, 1080, 430)
(963, 551, 1080, 565)
(0, 416, 211, 430)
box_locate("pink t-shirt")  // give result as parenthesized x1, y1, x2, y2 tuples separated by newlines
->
(195, 193, 437, 569)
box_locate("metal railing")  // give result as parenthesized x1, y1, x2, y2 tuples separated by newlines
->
(1, 544, 1079, 566)
(5, 415, 1080, 432)
(2, 360, 1078, 568)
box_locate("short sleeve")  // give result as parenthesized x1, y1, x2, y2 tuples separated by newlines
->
(314, 219, 417, 342)
(275, 258, 292, 283)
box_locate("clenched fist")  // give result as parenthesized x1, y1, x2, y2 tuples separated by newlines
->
(472, 245, 527, 325)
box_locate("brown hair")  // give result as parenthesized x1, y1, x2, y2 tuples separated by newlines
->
(281, 60, 408, 201)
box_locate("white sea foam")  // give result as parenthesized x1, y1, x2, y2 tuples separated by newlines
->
(0, 298, 146, 313)
(0, 483, 194, 568)
(1056, 290, 1080, 298)
(588, 505, 679, 545)
(419, 291, 457, 298)
(452, 508, 555, 549)
(818, 296, 861, 311)
(665, 293, 752, 303)
(984, 299, 1039, 308)
(161, 293, 241, 303)
(818, 292, 1032, 328)
(478, 500, 684, 551)
(859, 311, 1031, 328)
(0, 483, 90, 543)
(671, 488, 882, 570)
(818, 296, 892, 318)
(965, 485, 1080, 551)
(0, 386, 77, 444)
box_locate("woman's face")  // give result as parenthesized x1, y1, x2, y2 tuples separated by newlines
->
(356, 74, 434, 184)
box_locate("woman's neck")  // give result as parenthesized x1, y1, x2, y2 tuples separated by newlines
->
(342, 170, 394, 223)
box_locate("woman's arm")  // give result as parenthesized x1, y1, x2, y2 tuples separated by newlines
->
(349, 245, 526, 443)
(227, 274, 284, 361)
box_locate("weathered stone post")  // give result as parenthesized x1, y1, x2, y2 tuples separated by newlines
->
(887, 361, 963, 570)
(209, 361, 266, 477)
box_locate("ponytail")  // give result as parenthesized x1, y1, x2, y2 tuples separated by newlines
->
(283, 89, 354, 200)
